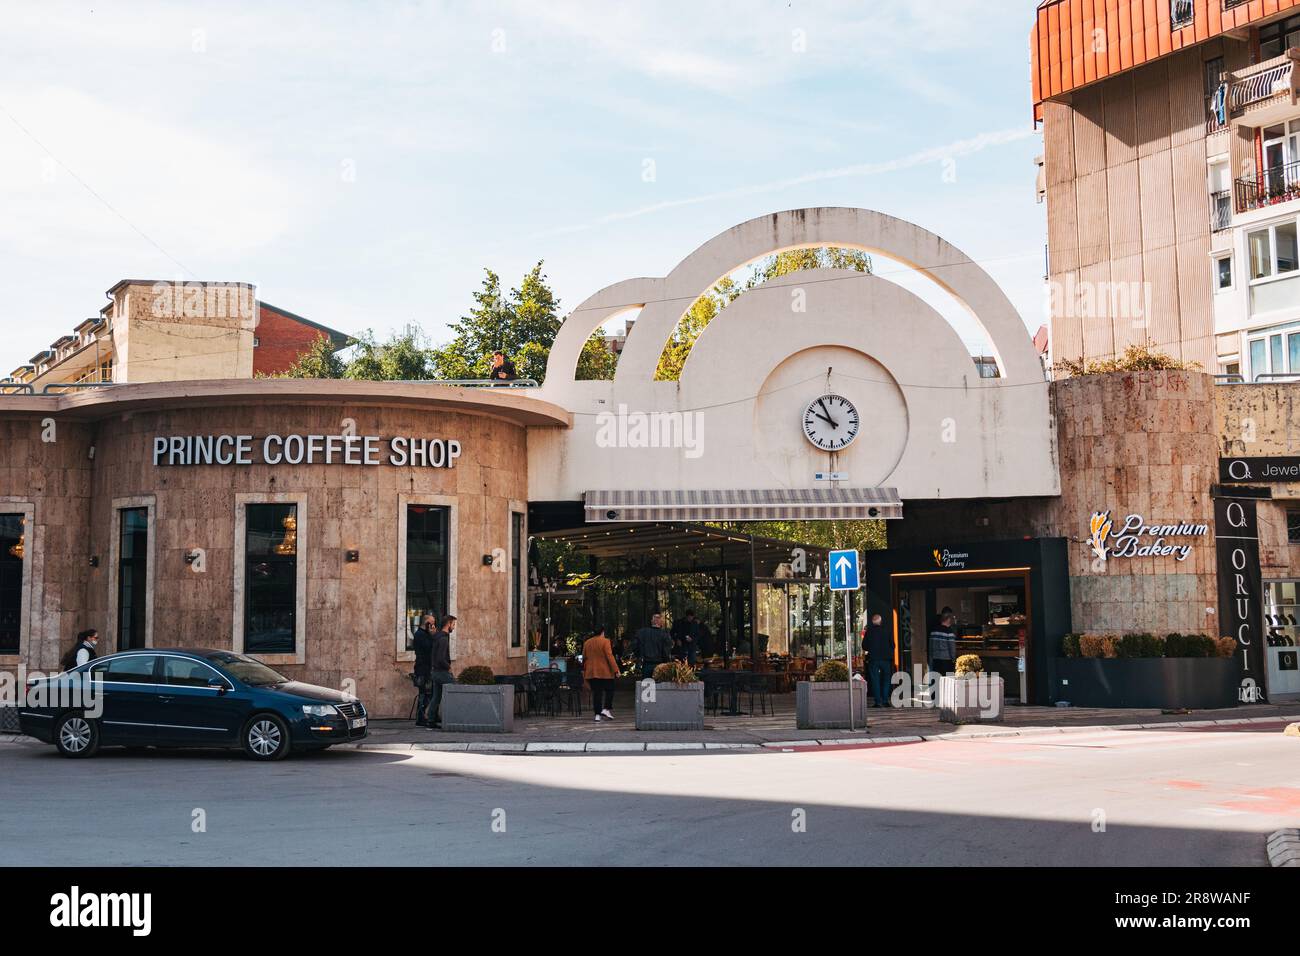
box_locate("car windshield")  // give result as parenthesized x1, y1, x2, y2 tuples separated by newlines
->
(202, 652, 288, 686)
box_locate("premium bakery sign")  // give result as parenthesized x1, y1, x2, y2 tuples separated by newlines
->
(1087, 510, 1208, 563)
(152, 433, 462, 468)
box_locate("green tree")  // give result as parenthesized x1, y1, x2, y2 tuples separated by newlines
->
(710, 519, 888, 554)
(655, 247, 872, 380)
(278, 333, 347, 379)
(342, 325, 433, 381)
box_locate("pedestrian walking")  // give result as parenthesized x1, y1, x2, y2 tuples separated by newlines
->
(412, 614, 436, 726)
(582, 626, 619, 722)
(424, 614, 458, 728)
(60, 629, 99, 671)
(633, 612, 673, 680)
(862, 613, 894, 708)
(928, 612, 957, 677)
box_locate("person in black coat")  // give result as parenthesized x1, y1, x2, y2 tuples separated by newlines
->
(861, 613, 894, 708)
(412, 614, 436, 726)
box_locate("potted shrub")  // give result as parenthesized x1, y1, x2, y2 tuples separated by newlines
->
(634, 660, 704, 731)
(441, 665, 515, 733)
(1055, 632, 1239, 708)
(796, 659, 868, 730)
(938, 654, 1005, 724)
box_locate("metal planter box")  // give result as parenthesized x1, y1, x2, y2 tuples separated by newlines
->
(1053, 658, 1239, 709)
(634, 682, 704, 731)
(796, 680, 868, 730)
(441, 684, 514, 733)
(938, 674, 1005, 724)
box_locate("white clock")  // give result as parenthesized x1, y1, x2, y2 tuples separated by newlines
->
(802, 394, 860, 451)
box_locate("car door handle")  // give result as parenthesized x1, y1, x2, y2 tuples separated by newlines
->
(157, 695, 175, 703)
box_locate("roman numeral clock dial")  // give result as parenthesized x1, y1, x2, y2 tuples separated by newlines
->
(802, 394, 860, 451)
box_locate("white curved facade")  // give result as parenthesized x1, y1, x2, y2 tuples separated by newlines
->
(530, 207, 1059, 502)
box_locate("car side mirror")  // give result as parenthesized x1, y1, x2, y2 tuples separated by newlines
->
(208, 677, 228, 694)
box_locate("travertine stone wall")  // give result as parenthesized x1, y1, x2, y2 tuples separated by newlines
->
(1216, 382, 1300, 578)
(0, 416, 94, 672)
(892, 370, 1221, 637)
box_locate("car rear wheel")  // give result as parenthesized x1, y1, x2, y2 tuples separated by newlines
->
(242, 714, 290, 761)
(54, 713, 100, 758)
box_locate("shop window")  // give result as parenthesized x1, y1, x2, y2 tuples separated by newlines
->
(1170, 1, 1192, 31)
(244, 503, 298, 654)
(1289, 509, 1300, 545)
(510, 511, 524, 649)
(404, 504, 449, 651)
(117, 507, 149, 651)
(0, 513, 24, 654)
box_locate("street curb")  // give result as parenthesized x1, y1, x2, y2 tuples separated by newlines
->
(1266, 829, 1300, 867)
(5, 714, 1299, 755)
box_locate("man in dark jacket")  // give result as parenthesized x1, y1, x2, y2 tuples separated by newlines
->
(862, 613, 894, 708)
(489, 351, 517, 384)
(412, 614, 436, 726)
(633, 612, 673, 680)
(424, 615, 457, 729)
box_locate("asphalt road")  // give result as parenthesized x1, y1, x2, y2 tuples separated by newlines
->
(2, 723, 1296, 866)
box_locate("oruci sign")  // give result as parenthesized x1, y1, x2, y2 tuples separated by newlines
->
(152, 433, 462, 468)
(1088, 510, 1208, 563)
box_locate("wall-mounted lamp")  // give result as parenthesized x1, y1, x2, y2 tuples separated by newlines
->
(345, 550, 360, 563)
(88, 556, 99, 568)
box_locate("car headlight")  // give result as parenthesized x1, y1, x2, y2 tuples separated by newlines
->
(302, 704, 340, 718)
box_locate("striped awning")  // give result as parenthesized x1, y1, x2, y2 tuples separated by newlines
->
(583, 488, 903, 523)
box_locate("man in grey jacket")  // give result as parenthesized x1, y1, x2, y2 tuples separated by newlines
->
(424, 615, 457, 729)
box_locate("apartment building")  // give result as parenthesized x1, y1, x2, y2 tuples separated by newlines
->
(1032, 0, 1300, 381)
(0, 280, 348, 392)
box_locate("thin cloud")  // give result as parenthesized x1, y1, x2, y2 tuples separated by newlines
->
(530, 127, 1035, 239)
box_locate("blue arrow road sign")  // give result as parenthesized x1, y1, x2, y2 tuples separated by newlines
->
(828, 549, 860, 591)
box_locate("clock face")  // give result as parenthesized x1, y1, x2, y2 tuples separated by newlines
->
(802, 394, 860, 451)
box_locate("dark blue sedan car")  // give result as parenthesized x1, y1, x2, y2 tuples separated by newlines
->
(18, 648, 368, 760)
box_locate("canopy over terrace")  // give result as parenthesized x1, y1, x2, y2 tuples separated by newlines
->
(528, 517, 857, 664)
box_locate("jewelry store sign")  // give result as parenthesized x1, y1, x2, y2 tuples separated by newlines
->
(1219, 456, 1300, 483)
(1087, 510, 1208, 563)
(152, 433, 462, 468)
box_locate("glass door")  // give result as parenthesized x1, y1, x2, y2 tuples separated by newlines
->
(1263, 580, 1300, 698)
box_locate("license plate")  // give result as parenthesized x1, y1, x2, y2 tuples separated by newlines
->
(350, 717, 367, 730)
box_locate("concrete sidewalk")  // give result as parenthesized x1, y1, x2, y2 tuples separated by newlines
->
(340, 696, 1300, 753)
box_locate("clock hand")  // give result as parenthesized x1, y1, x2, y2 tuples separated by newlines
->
(817, 398, 839, 428)
(813, 412, 836, 426)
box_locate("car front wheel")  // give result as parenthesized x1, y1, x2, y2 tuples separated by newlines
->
(54, 713, 100, 758)
(242, 714, 290, 761)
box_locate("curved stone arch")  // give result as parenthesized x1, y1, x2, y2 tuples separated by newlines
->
(544, 207, 1040, 388)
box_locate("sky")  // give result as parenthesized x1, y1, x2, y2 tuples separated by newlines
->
(0, 0, 1048, 366)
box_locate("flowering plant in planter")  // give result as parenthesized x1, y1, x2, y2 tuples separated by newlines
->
(651, 660, 698, 684)
(811, 659, 849, 682)
(954, 654, 983, 676)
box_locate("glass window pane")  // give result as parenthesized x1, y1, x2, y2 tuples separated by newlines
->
(1216, 257, 1232, 289)
(0, 513, 24, 654)
(510, 512, 523, 649)
(1277, 222, 1299, 273)
(1271, 334, 1285, 374)
(245, 504, 297, 654)
(1249, 229, 1273, 279)
(405, 504, 448, 650)
(117, 507, 148, 651)
(107, 655, 157, 684)
(1250, 339, 1267, 379)
(1289, 510, 1300, 545)
(162, 657, 218, 687)
(1290, 333, 1300, 372)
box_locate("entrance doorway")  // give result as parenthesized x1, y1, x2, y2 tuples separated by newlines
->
(890, 568, 1031, 701)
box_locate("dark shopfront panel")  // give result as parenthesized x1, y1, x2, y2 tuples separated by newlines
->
(865, 538, 1071, 706)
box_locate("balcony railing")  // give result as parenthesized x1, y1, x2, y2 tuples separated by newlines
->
(1235, 161, 1300, 213)
(1211, 190, 1232, 231)
(1228, 51, 1300, 114)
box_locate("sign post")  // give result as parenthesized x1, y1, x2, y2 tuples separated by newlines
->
(828, 549, 861, 730)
